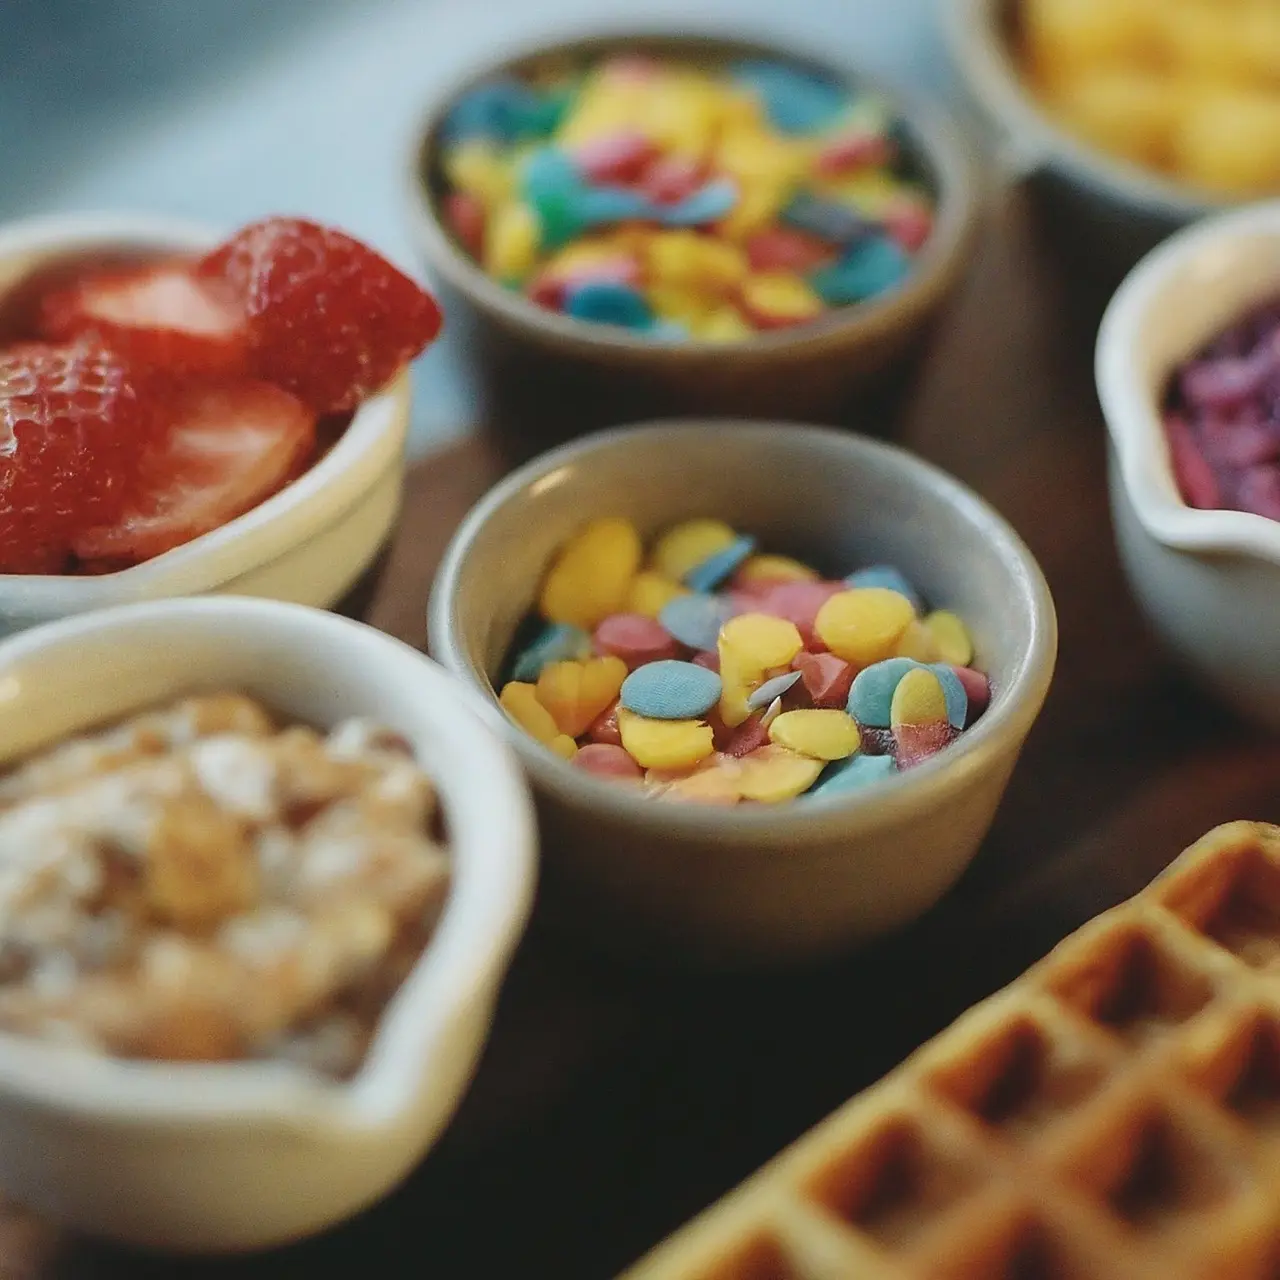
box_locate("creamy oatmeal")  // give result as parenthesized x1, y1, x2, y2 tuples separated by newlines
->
(0, 694, 450, 1076)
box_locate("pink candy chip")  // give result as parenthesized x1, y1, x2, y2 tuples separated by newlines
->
(723, 714, 770, 758)
(595, 612, 681, 667)
(792, 651, 856, 709)
(748, 580, 845, 648)
(894, 721, 953, 769)
(951, 665, 990, 724)
(1238, 465, 1280, 520)
(641, 154, 705, 205)
(588, 701, 623, 746)
(1165, 413, 1223, 510)
(573, 743, 643, 782)
(814, 130, 892, 178)
(691, 649, 720, 673)
(574, 131, 657, 184)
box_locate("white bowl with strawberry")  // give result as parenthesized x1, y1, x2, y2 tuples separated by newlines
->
(0, 212, 442, 634)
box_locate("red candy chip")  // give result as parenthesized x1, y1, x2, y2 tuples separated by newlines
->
(587, 701, 623, 747)
(814, 131, 893, 178)
(724, 715, 770, 758)
(594, 612, 680, 668)
(641, 155, 705, 205)
(528, 272, 568, 311)
(692, 649, 721, 673)
(744, 228, 835, 274)
(572, 743, 643, 782)
(1238, 465, 1280, 520)
(752, 580, 845, 648)
(894, 721, 954, 769)
(1165, 413, 1223, 510)
(793, 651, 856, 710)
(885, 201, 933, 253)
(951, 665, 990, 724)
(574, 131, 657, 184)
(444, 192, 487, 258)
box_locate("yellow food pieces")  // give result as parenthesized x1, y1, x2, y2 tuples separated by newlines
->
(539, 517, 642, 629)
(617, 708, 715, 771)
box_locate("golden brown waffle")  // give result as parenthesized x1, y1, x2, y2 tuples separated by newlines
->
(621, 822, 1280, 1280)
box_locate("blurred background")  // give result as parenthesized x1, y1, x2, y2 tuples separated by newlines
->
(1, 0, 957, 454)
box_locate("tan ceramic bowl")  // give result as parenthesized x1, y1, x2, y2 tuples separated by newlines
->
(406, 32, 979, 445)
(428, 422, 1057, 967)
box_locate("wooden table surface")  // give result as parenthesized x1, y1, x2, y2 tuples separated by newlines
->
(10, 190, 1280, 1280)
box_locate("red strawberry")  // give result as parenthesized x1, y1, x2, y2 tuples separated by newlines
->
(39, 262, 248, 375)
(201, 218, 442, 413)
(0, 339, 155, 574)
(73, 380, 314, 565)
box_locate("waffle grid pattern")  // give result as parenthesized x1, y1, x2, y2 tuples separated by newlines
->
(621, 822, 1280, 1280)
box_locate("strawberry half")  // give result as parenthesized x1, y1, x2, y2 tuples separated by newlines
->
(201, 218, 442, 413)
(39, 262, 248, 375)
(73, 380, 315, 565)
(0, 339, 156, 574)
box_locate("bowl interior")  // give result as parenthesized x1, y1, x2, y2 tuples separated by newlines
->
(410, 31, 970, 355)
(442, 423, 1048, 783)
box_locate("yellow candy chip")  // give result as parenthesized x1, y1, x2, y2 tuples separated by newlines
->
(736, 744, 824, 803)
(645, 232, 748, 294)
(539, 517, 642, 629)
(544, 238, 639, 278)
(814, 588, 915, 667)
(484, 202, 540, 284)
(663, 757, 743, 806)
(717, 125, 810, 190)
(718, 177, 790, 241)
(890, 667, 949, 729)
(626, 570, 688, 619)
(720, 613, 804, 672)
(499, 681, 560, 744)
(768, 709, 861, 762)
(923, 610, 974, 667)
(895, 619, 942, 663)
(717, 677, 755, 730)
(741, 273, 824, 325)
(444, 140, 517, 209)
(648, 283, 717, 330)
(735, 554, 819, 585)
(536, 655, 628, 738)
(549, 734, 579, 761)
(691, 306, 754, 344)
(651, 519, 738, 582)
(617, 708, 715, 771)
(814, 171, 904, 218)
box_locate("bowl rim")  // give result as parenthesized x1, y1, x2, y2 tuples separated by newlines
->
(404, 27, 980, 362)
(0, 212, 408, 606)
(944, 0, 1228, 219)
(0, 596, 537, 1131)
(1096, 199, 1280, 562)
(429, 419, 1058, 840)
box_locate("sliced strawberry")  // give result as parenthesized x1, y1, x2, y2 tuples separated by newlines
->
(200, 217, 442, 413)
(73, 380, 314, 564)
(39, 261, 248, 376)
(0, 339, 156, 573)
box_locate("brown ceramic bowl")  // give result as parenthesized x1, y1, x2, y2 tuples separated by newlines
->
(428, 421, 1057, 968)
(406, 32, 979, 451)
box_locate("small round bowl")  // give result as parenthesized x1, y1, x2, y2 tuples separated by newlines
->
(0, 597, 536, 1251)
(1097, 201, 1280, 730)
(946, 0, 1230, 269)
(406, 32, 979, 445)
(0, 212, 412, 637)
(429, 421, 1057, 967)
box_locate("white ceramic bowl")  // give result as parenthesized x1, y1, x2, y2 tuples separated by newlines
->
(0, 213, 411, 636)
(1097, 201, 1280, 729)
(0, 596, 536, 1252)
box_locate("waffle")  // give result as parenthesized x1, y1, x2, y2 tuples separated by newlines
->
(621, 822, 1280, 1280)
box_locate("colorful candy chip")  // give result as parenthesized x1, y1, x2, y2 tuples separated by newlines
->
(536, 655, 628, 737)
(573, 742, 644, 782)
(793, 651, 856, 709)
(684, 534, 758, 592)
(509, 621, 592, 682)
(890, 667, 953, 768)
(659, 592, 733, 652)
(746, 670, 802, 711)
(810, 751, 897, 797)
(845, 564, 922, 612)
(617, 707, 715, 771)
(626, 569, 687, 618)
(923, 610, 974, 667)
(498, 682, 578, 759)
(539, 516, 642, 629)
(815, 588, 915, 666)
(736, 743, 824, 803)
(620, 659, 723, 720)
(768, 709, 861, 761)
(735, 553, 819, 586)
(847, 656, 921, 728)
(594, 612, 681, 667)
(652, 518, 738, 582)
(811, 235, 911, 305)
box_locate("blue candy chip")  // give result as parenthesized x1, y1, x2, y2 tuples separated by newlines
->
(564, 279, 653, 329)
(809, 752, 897, 797)
(521, 146, 582, 200)
(845, 565, 923, 612)
(928, 663, 969, 731)
(846, 657, 920, 728)
(747, 670, 802, 711)
(509, 622, 592, 682)
(684, 534, 757, 592)
(731, 60, 847, 135)
(781, 192, 872, 247)
(443, 79, 551, 145)
(578, 185, 657, 226)
(661, 178, 740, 227)
(620, 660, 723, 720)
(659, 593, 731, 651)
(811, 235, 912, 306)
